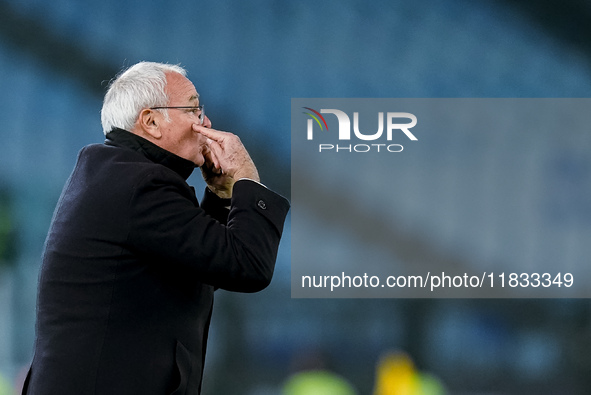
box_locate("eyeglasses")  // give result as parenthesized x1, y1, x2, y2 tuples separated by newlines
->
(150, 105, 205, 125)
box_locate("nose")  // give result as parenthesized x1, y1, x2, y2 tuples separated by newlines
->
(203, 115, 212, 128)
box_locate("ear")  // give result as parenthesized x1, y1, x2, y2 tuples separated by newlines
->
(137, 108, 162, 139)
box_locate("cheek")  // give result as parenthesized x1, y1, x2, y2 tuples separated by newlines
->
(187, 128, 202, 145)
(196, 128, 210, 144)
(187, 128, 209, 156)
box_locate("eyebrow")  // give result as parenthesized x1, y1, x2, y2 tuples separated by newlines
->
(189, 94, 200, 102)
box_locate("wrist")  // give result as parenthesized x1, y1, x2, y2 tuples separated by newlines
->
(206, 178, 235, 199)
(233, 167, 260, 183)
(208, 186, 233, 199)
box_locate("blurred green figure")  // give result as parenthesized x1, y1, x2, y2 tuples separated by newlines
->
(0, 373, 12, 395)
(283, 370, 357, 395)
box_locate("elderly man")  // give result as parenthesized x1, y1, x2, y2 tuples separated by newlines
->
(23, 62, 290, 395)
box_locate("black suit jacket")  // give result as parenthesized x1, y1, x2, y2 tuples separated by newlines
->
(24, 128, 290, 395)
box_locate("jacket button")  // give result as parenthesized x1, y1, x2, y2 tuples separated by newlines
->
(257, 200, 267, 210)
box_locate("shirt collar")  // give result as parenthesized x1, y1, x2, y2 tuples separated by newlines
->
(105, 128, 196, 180)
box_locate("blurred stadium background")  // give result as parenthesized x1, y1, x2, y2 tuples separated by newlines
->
(0, 0, 590, 394)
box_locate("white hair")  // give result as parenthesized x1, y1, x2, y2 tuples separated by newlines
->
(101, 61, 187, 135)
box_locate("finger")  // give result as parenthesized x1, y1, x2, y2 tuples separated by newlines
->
(193, 124, 228, 143)
(202, 145, 219, 170)
(203, 151, 219, 170)
(205, 139, 223, 169)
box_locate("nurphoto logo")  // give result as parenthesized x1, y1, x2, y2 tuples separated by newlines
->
(302, 107, 418, 153)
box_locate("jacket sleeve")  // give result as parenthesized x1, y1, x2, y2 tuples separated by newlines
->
(127, 168, 290, 292)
